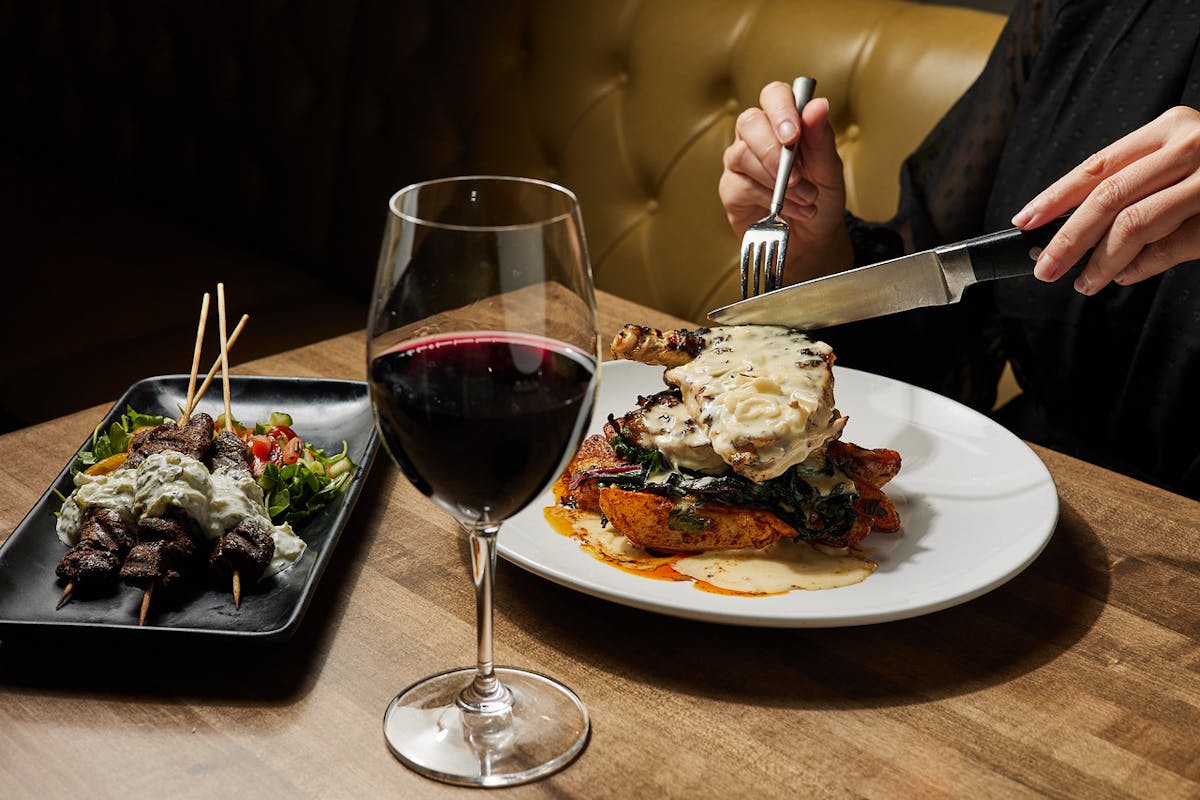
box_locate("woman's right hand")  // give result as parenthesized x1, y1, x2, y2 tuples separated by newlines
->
(719, 81, 854, 284)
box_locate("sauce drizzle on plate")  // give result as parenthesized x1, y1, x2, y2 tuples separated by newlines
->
(544, 506, 876, 597)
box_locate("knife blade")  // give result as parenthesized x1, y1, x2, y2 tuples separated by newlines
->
(709, 218, 1069, 329)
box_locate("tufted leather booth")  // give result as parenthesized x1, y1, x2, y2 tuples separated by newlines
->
(0, 0, 1003, 429)
(341, 0, 1006, 322)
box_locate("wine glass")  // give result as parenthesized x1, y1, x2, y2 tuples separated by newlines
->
(366, 175, 599, 787)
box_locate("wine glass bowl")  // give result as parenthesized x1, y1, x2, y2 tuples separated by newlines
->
(366, 176, 598, 787)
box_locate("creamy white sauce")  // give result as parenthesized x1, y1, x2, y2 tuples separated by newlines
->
(58, 451, 306, 577)
(634, 395, 728, 474)
(265, 521, 306, 576)
(209, 466, 306, 577)
(674, 540, 874, 593)
(135, 451, 214, 530)
(545, 506, 875, 594)
(664, 326, 847, 482)
(56, 469, 138, 545)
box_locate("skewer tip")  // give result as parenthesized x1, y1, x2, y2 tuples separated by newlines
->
(139, 583, 155, 626)
(56, 583, 75, 610)
(232, 569, 242, 609)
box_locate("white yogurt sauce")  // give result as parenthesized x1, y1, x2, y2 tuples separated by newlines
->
(56, 469, 138, 545)
(58, 451, 306, 576)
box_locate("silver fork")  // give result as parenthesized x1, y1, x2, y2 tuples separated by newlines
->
(740, 76, 817, 298)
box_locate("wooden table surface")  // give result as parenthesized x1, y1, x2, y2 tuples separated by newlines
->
(1, 291, 1198, 799)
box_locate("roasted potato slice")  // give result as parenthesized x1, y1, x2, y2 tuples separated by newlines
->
(554, 433, 629, 512)
(598, 488, 794, 553)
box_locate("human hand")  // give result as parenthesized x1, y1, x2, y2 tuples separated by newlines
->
(1012, 105, 1200, 295)
(719, 82, 853, 283)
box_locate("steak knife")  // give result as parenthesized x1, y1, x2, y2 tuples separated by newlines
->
(709, 217, 1069, 330)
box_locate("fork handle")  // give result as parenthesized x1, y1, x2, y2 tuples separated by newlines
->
(770, 76, 818, 217)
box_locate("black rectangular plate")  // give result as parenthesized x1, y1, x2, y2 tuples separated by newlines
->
(0, 375, 380, 641)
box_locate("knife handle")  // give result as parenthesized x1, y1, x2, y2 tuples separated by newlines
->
(960, 215, 1071, 282)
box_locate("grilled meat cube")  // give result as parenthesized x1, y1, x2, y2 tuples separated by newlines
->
(120, 513, 204, 592)
(610, 324, 706, 366)
(55, 507, 135, 589)
(125, 413, 215, 469)
(56, 546, 122, 588)
(209, 429, 252, 472)
(209, 520, 275, 584)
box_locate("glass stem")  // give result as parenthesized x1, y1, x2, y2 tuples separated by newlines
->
(458, 524, 513, 714)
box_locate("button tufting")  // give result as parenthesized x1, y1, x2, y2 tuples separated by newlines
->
(844, 123, 861, 142)
(645, 199, 659, 214)
(724, 98, 741, 113)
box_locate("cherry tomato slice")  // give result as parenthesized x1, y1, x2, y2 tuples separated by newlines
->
(269, 425, 298, 442)
(249, 435, 274, 461)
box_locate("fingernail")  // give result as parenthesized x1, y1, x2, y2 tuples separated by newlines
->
(779, 121, 798, 142)
(1033, 250, 1059, 281)
(1012, 204, 1034, 228)
(1114, 269, 1132, 285)
(1074, 273, 1093, 295)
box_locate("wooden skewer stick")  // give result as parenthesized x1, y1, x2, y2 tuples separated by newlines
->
(217, 284, 234, 434)
(189, 313, 249, 416)
(56, 582, 75, 610)
(139, 581, 154, 627)
(180, 293, 211, 425)
(216, 284, 243, 609)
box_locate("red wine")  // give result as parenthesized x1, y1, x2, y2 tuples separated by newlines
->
(369, 332, 597, 523)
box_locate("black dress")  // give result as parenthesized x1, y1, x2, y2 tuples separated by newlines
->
(829, 0, 1200, 499)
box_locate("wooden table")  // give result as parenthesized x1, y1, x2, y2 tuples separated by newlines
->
(1, 291, 1198, 799)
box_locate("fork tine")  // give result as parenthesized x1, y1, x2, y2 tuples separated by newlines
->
(769, 238, 785, 292)
(740, 240, 752, 299)
(754, 242, 765, 296)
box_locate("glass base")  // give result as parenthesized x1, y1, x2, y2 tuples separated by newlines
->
(383, 666, 590, 787)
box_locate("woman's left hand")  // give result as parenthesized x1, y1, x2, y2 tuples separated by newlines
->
(1012, 105, 1200, 294)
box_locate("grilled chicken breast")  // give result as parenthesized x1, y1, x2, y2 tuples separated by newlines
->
(611, 324, 846, 481)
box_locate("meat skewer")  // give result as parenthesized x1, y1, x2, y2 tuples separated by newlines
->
(125, 300, 216, 625)
(119, 412, 216, 624)
(55, 507, 135, 608)
(120, 511, 207, 625)
(209, 283, 276, 608)
(208, 425, 275, 607)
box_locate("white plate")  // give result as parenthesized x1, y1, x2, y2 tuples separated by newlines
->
(500, 360, 1059, 627)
